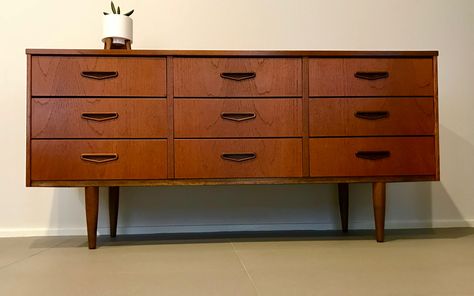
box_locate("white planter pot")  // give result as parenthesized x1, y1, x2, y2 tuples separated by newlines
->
(102, 15, 133, 44)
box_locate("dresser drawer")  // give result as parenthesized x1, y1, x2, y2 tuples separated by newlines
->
(310, 137, 436, 177)
(175, 139, 302, 178)
(174, 99, 302, 138)
(32, 98, 167, 138)
(31, 56, 166, 97)
(309, 98, 434, 136)
(31, 140, 167, 180)
(173, 58, 302, 97)
(309, 58, 433, 97)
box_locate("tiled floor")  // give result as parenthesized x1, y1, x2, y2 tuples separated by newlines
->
(1, 228, 473, 296)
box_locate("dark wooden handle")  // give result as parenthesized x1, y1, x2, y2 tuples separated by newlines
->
(221, 153, 257, 162)
(354, 111, 389, 120)
(81, 112, 119, 121)
(354, 72, 389, 80)
(80, 153, 119, 163)
(355, 151, 391, 160)
(81, 71, 119, 80)
(220, 72, 256, 81)
(221, 112, 256, 122)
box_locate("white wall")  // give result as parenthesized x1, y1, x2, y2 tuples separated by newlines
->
(0, 0, 473, 236)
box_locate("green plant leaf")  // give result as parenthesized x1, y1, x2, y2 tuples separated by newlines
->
(117, 6, 120, 14)
(111, 1, 116, 14)
(103, 12, 109, 15)
(124, 9, 134, 16)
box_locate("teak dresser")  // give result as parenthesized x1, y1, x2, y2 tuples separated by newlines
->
(26, 49, 439, 249)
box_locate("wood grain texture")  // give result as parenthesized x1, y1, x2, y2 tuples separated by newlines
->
(31, 175, 438, 187)
(309, 58, 433, 97)
(166, 57, 175, 178)
(309, 98, 434, 136)
(433, 57, 440, 180)
(26, 49, 441, 246)
(26, 54, 32, 186)
(32, 98, 167, 138)
(85, 186, 99, 249)
(26, 49, 439, 57)
(31, 140, 167, 180)
(175, 139, 302, 178)
(174, 99, 302, 138)
(31, 56, 166, 97)
(302, 57, 310, 177)
(338, 183, 349, 232)
(372, 182, 386, 242)
(108, 186, 119, 238)
(174, 58, 302, 97)
(310, 137, 436, 177)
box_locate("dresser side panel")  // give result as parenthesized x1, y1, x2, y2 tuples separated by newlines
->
(433, 56, 440, 180)
(26, 54, 32, 186)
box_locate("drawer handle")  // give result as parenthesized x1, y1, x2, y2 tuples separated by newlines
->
(220, 72, 256, 81)
(355, 151, 391, 160)
(221, 153, 257, 162)
(81, 71, 119, 80)
(354, 111, 389, 120)
(80, 153, 119, 163)
(81, 112, 119, 121)
(354, 71, 389, 80)
(221, 112, 256, 122)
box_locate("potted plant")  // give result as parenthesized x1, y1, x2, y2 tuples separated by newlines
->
(102, 1, 134, 49)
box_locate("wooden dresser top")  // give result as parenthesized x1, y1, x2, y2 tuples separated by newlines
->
(26, 49, 439, 57)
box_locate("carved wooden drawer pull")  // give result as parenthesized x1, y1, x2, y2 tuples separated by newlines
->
(220, 112, 256, 122)
(354, 71, 389, 80)
(220, 72, 256, 81)
(81, 71, 119, 80)
(80, 153, 119, 163)
(81, 112, 119, 122)
(354, 111, 389, 120)
(221, 153, 257, 162)
(355, 151, 391, 160)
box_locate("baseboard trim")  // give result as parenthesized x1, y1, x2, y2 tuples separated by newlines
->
(1, 219, 474, 237)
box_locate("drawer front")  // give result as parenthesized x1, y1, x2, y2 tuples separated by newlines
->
(309, 58, 433, 97)
(32, 99, 167, 138)
(31, 140, 167, 180)
(175, 139, 302, 178)
(309, 98, 434, 136)
(174, 99, 302, 138)
(31, 56, 166, 97)
(310, 137, 436, 177)
(174, 58, 302, 97)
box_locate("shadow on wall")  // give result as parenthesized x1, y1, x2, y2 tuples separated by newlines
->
(48, 124, 472, 236)
(49, 186, 110, 237)
(50, 184, 341, 235)
(428, 124, 474, 226)
(117, 184, 341, 234)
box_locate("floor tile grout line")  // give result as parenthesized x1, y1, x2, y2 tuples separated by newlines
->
(230, 241, 261, 296)
(0, 238, 74, 272)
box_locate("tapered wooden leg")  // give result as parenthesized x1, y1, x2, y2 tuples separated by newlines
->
(85, 187, 99, 249)
(109, 187, 119, 238)
(125, 39, 132, 50)
(338, 183, 349, 233)
(372, 182, 386, 242)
